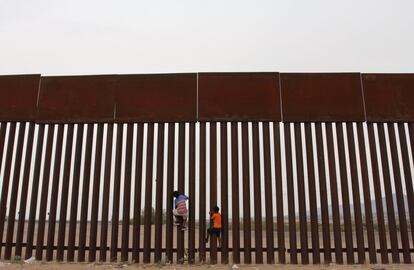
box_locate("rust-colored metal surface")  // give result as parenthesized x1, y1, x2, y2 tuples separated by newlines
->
(15, 123, 35, 257)
(188, 123, 196, 264)
(132, 124, 144, 262)
(34, 124, 54, 260)
(230, 122, 240, 264)
(79, 124, 94, 262)
(209, 123, 218, 263)
(263, 123, 274, 264)
(241, 123, 252, 263)
(281, 73, 365, 122)
(89, 124, 104, 262)
(115, 74, 197, 122)
(367, 123, 388, 263)
(122, 123, 134, 262)
(0, 123, 17, 256)
(294, 123, 309, 264)
(4, 123, 26, 260)
(57, 124, 74, 261)
(143, 123, 155, 263)
(100, 124, 114, 262)
(198, 73, 281, 121)
(346, 123, 365, 263)
(304, 123, 319, 264)
(111, 124, 123, 261)
(315, 123, 331, 263)
(377, 124, 399, 263)
(220, 122, 229, 264)
(165, 123, 175, 262)
(284, 123, 297, 264)
(0, 123, 16, 258)
(252, 122, 263, 264)
(26, 124, 44, 260)
(363, 74, 414, 122)
(398, 123, 414, 252)
(46, 125, 64, 261)
(336, 124, 354, 264)
(67, 124, 84, 261)
(198, 123, 207, 262)
(273, 123, 285, 263)
(387, 124, 411, 263)
(356, 123, 376, 263)
(325, 123, 342, 263)
(154, 123, 165, 263)
(37, 75, 115, 123)
(0, 74, 40, 121)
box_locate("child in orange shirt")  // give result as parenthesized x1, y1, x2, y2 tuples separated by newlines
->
(205, 206, 222, 247)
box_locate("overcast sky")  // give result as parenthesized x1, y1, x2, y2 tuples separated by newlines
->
(1, 0, 413, 75)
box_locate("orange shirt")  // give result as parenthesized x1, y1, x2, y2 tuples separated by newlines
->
(212, 213, 222, 228)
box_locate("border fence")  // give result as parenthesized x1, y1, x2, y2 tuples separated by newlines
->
(0, 72, 414, 264)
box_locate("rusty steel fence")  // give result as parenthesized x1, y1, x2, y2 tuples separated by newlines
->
(0, 73, 414, 265)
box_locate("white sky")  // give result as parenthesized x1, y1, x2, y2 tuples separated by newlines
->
(1, 0, 414, 75)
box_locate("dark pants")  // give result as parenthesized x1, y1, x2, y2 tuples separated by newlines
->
(207, 227, 221, 237)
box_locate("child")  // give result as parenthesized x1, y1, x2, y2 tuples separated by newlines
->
(172, 191, 188, 230)
(205, 206, 222, 247)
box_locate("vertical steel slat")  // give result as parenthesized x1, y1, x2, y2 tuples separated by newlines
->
(89, 123, 104, 262)
(177, 123, 186, 263)
(132, 124, 144, 262)
(25, 124, 44, 259)
(345, 123, 365, 263)
(34, 124, 54, 260)
(0, 122, 7, 171)
(241, 122, 252, 264)
(199, 122, 207, 262)
(252, 122, 263, 263)
(335, 124, 354, 264)
(46, 125, 64, 261)
(367, 123, 388, 263)
(0, 122, 16, 258)
(188, 123, 196, 263)
(377, 123, 399, 263)
(56, 123, 74, 261)
(154, 123, 165, 262)
(0, 122, 5, 254)
(398, 123, 414, 248)
(356, 123, 376, 263)
(209, 122, 218, 263)
(284, 123, 297, 264)
(294, 123, 309, 264)
(78, 124, 94, 262)
(230, 122, 240, 264)
(15, 123, 35, 257)
(273, 123, 285, 263)
(67, 124, 84, 261)
(110, 124, 123, 261)
(262, 123, 274, 264)
(410, 123, 414, 159)
(121, 124, 134, 262)
(315, 123, 331, 263)
(4, 123, 26, 260)
(304, 123, 320, 264)
(165, 123, 174, 262)
(220, 122, 229, 264)
(143, 123, 154, 263)
(387, 124, 411, 263)
(325, 123, 343, 263)
(100, 123, 114, 262)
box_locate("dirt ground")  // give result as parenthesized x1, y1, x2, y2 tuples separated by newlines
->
(1, 261, 414, 270)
